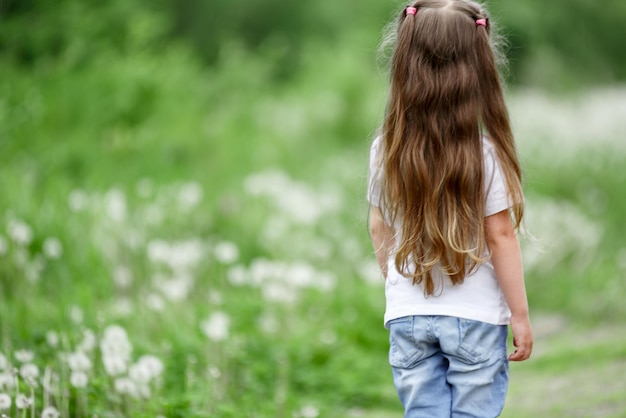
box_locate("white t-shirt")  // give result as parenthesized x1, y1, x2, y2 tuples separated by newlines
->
(367, 136, 512, 327)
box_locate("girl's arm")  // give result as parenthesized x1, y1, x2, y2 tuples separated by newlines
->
(368, 205, 395, 279)
(485, 209, 534, 361)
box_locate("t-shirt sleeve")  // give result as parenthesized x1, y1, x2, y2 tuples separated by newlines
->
(367, 136, 383, 207)
(484, 145, 511, 216)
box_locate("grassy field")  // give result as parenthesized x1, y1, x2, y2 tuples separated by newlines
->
(1, 32, 625, 417)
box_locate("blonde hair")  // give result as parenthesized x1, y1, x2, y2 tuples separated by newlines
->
(378, 0, 524, 295)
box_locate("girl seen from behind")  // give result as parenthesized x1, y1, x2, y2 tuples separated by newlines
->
(367, 1, 533, 417)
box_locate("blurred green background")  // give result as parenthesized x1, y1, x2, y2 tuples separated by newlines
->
(1, 0, 625, 417)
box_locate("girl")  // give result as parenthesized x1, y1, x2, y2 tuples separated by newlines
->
(367, 1, 533, 417)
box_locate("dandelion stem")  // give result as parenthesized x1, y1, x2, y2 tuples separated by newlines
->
(29, 387, 34, 418)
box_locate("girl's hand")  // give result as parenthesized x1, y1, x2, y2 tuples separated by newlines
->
(508, 315, 533, 361)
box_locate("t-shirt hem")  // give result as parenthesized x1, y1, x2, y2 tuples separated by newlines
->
(384, 306, 510, 328)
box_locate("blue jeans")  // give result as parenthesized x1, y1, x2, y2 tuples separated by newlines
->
(388, 316, 509, 418)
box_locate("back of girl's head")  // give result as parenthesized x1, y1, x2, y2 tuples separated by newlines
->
(385, 0, 503, 127)
(378, 0, 524, 295)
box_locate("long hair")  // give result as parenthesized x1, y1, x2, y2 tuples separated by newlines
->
(378, 0, 524, 295)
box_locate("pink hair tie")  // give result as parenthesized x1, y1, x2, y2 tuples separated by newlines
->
(406, 7, 417, 16)
(475, 18, 487, 27)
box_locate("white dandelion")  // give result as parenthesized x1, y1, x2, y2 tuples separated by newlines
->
(101, 325, 133, 376)
(128, 363, 151, 384)
(14, 350, 34, 363)
(145, 293, 165, 311)
(112, 297, 134, 316)
(208, 367, 221, 379)
(77, 329, 97, 352)
(134, 355, 164, 381)
(177, 181, 203, 211)
(68, 189, 90, 212)
(213, 241, 239, 264)
(102, 355, 128, 377)
(296, 405, 320, 418)
(70, 371, 89, 388)
(7, 219, 33, 246)
(105, 188, 127, 222)
(226, 265, 248, 286)
(69, 306, 83, 324)
(154, 273, 194, 302)
(0, 393, 10, 410)
(114, 377, 137, 397)
(113, 266, 133, 288)
(15, 394, 33, 409)
(19, 363, 39, 383)
(46, 331, 59, 348)
(41, 406, 61, 418)
(42, 237, 63, 259)
(258, 313, 280, 335)
(0, 372, 15, 391)
(201, 312, 230, 342)
(67, 352, 91, 372)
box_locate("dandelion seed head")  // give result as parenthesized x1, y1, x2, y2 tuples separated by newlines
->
(208, 291, 223, 305)
(0, 373, 15, 391)
(42, 237, 63, 259)
(114, 377, 137, 397)
(145, 293, 165, 311)
(177, 181, 203, 211)
(0, 393, 10, 410)
(320, 329, 338, 345)
(102, 355, 128, 377)
(154, 274, 193, 302)
(46, 331, 59, 348)
(147, 239, 204, 272)
(68, 189, 89, 212)
(287, 262, 315, 288)
(113, 266, 133, 288)
(100, 326, 132, 372)
(315, 272, 336, 293)
(69, 306, 84, 324)
(7, 219, 33, 246)
(19, 363, 39, 381)
(78, 329, 97, 352)
(15, 394, 32, 409)
(201, 311, 230, 342)
(70, 371, 89, 388)
(14, 350, 34, 363)
(136, 383, 151, 399)
(105, 188, 127, 222)
(128, 363, 151, 384)
(226, 265, 248, 286)
(258, 313, 280, 335)
(136, 355, 164, 380)
(25, 255, 45, 283)
(296, 405, 320, 418)
(213, 241, 239, 264)
(41, 406, 61, 418)
(67, 352, 92, 372)
(262, 283, 298, 305)
(208, 366, 221, 379)
(112, 297, 134, 316)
